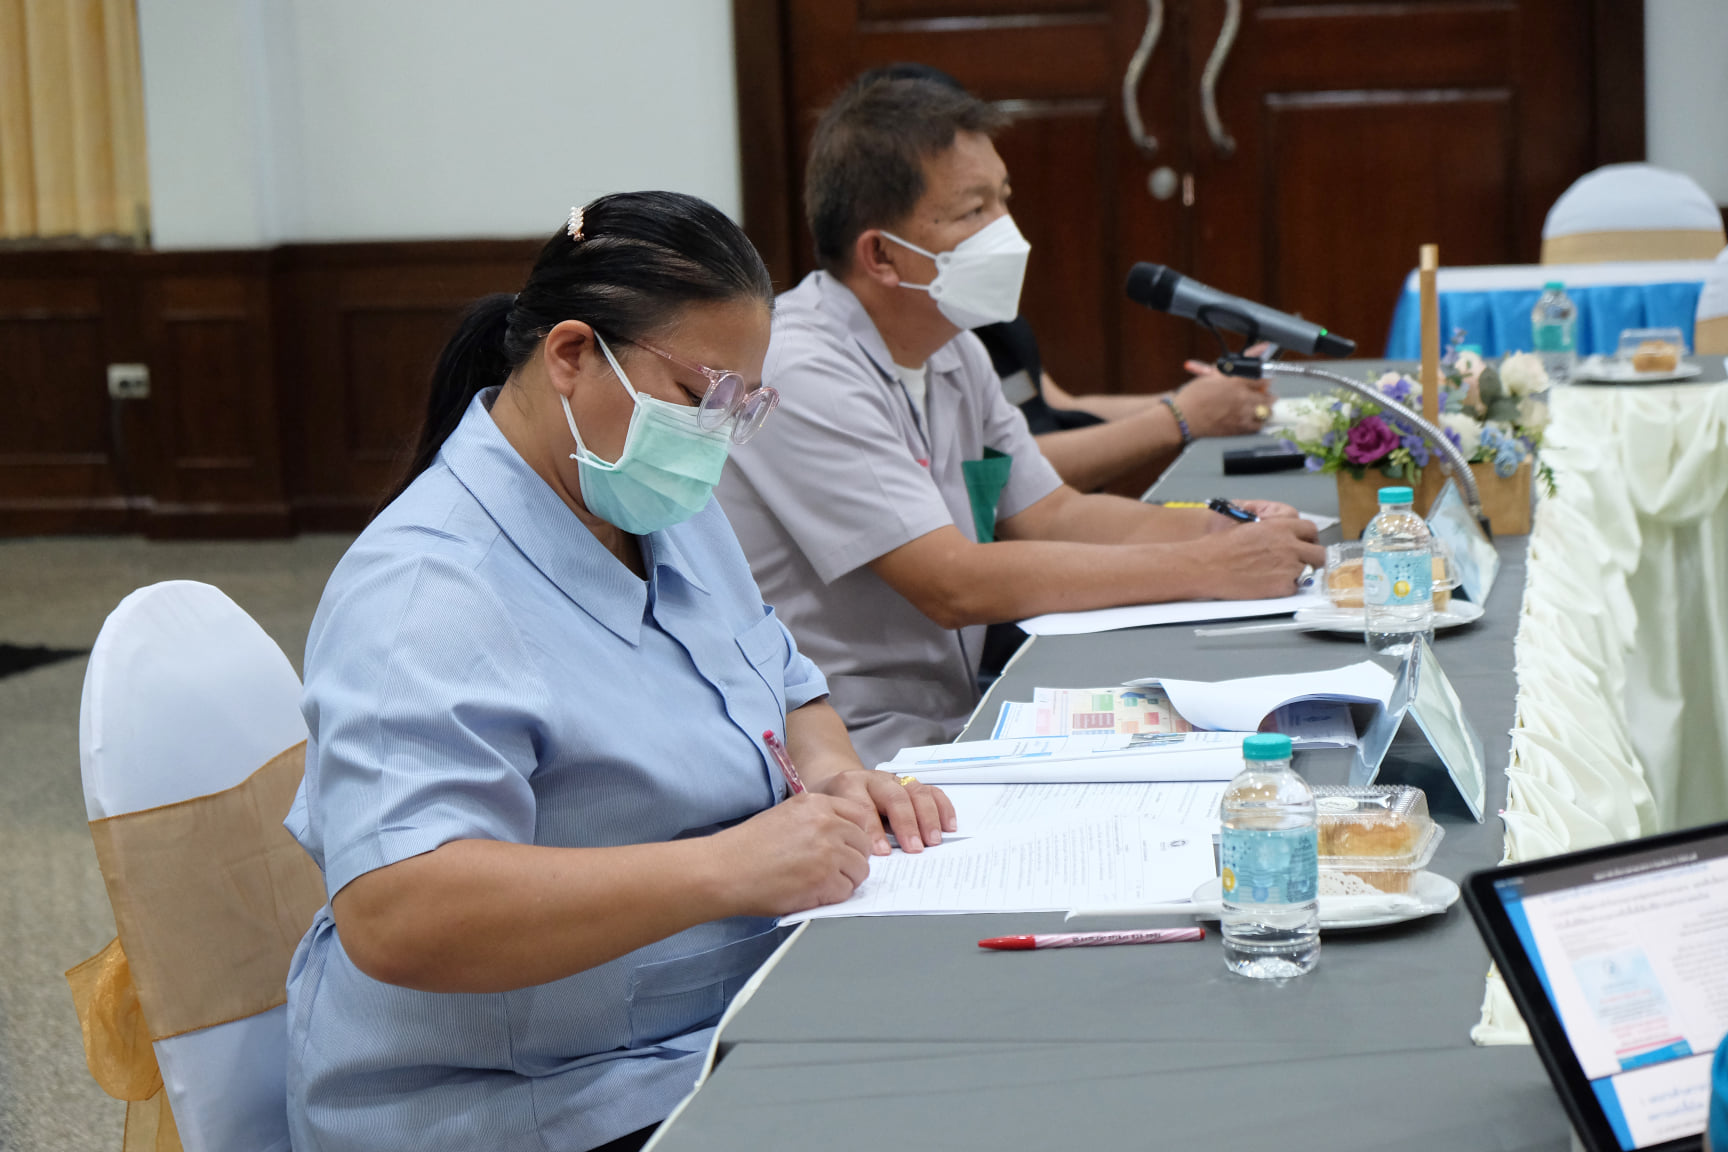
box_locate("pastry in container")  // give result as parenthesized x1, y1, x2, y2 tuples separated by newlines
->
(1313, 784, 1443, 894)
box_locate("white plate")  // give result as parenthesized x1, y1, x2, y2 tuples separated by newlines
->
(1186, 870, 1460, 930)
(1293, 600, 1484, 633)
(1573, 356, 1703, 384)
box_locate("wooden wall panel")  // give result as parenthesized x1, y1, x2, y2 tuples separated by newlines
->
(0, 240, 537, 537)
(140, 261, 288, 535)
(276, 240, 539, 531)
(0, 259, 138, 533)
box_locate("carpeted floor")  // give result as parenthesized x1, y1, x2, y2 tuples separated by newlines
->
(0, 533, 353, 1152)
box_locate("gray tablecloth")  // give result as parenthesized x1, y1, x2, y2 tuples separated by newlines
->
(654, 364, 1568, 1150)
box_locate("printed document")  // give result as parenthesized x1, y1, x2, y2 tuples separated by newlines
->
(942, 780, 1227, 836)
(780, 816, 1217, 924)
(991, 685, 1193, 739)
(881, 732, 1246, 784)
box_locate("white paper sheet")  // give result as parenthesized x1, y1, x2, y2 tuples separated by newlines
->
(779, 817, 1218, 924)
(1019, 591, 1327, 637)
(1269, 700, 1360, 749)
(1133, 661, 1393, 734)
(883, 731, 1247, 784)
(942, 781, 1226, 835)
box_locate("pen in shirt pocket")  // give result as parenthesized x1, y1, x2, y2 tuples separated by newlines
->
(762, 730, 806, 796)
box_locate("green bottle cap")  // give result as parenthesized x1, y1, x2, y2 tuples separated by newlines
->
(1378, 486, 1413, 504)
(1243, 733, 1293, 760)
(1544, 281, 1565, 292)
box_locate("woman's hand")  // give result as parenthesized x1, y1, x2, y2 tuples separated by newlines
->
(819, 770, 957, 855)
(709, 793, 877, 917)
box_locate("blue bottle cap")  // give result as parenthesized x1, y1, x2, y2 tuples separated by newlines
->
(1243, 733, 1293, 760)
(1378, 486, 1414, 504)
(1544, 281, 1564, 292)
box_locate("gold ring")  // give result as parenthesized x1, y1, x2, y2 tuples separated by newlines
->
(896, 774, 918, 787)
(1254, 404, 1271, 421)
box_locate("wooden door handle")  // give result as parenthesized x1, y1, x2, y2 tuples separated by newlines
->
(1122, 0, 1165, 158)
(1200, 0, 1241, 156)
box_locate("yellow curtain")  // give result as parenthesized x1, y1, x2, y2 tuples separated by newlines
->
(0, 0, 149, 242)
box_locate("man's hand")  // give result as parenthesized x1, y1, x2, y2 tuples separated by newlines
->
(1175, 360, 1275, 437)
(1193, 518, 1325, 599)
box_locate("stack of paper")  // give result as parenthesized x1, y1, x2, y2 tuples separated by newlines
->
(989, 663, 1393, 751)
(780, 816, 1217, 924)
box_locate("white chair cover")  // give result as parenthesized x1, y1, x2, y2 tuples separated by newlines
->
(79, 581, 309, 1152)
(1697, 247, 1728, 323)
(1543, 163, 1724, 239)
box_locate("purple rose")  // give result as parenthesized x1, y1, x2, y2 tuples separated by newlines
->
(1344, 415, 1399, 465)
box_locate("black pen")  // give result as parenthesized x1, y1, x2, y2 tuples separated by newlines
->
(1208, 497, 1259, 523)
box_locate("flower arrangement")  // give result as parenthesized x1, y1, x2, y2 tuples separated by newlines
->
(1270, 337, 1556, 496)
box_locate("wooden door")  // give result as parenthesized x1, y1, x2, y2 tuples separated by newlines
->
(735, 0, 1643, 393)
(1183, 0, 1639, 359)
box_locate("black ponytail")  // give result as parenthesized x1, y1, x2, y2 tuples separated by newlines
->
(380, 190, 773, 511)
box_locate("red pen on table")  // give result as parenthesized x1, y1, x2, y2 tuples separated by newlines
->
(762, 730, 806, 796)
(978, 928, 1205, 951)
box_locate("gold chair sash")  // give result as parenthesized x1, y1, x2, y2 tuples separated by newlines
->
(1541, 228, 1727, 265)
(66, 741, 325, 1152)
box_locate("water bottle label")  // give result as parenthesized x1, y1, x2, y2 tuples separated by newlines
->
(1221, 826, 1318, 906)
(1534, 323, 1574, 353)
(1363, 550, 1431, 607)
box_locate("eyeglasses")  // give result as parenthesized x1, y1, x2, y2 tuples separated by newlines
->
(629, 339, 779, 445)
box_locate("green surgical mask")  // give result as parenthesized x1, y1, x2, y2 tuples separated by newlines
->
(560, 333, 733, 534)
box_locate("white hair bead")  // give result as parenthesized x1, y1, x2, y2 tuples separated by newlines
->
(567, 205, 586, 241)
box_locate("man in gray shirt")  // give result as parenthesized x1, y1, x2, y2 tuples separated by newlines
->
(718, 73, 1322, 768)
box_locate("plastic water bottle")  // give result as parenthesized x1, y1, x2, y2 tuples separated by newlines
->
(1362, 485, 1433, 666)
(1531, 281, 1577, 384)
(1220, 733, 1320, 979)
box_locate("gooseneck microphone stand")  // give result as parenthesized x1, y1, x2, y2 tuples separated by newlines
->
(1195, 305, 1491, 536)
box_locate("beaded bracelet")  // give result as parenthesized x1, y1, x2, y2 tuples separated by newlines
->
(1159, 394, 1192, 446)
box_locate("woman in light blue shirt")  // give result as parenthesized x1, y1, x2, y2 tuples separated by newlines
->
(285, 191, 955, 1152)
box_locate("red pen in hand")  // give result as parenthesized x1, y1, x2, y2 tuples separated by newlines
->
(762, 730, 806, 796)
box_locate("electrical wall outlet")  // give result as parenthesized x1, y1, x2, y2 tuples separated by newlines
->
(107, 363, 150, 400)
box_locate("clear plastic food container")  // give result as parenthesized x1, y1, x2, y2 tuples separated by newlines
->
(1313, 785, 1443, 894)
(1615, 327, 1686, 372)
(1321, 541, 1458, 613)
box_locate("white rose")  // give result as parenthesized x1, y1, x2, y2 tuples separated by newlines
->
(1499, 351, 1550, 397)
(1439, 411, 1481, 457)
(1517, 397, 1550, 434)
(1270, 397, 1333, 446)
(1452, 349, 1486, 384)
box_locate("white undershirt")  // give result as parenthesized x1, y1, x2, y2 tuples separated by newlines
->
(894, 362, 930, 430)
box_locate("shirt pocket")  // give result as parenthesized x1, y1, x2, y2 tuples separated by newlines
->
(734, 610, 791, 720)
(624, 924, 788, 1049)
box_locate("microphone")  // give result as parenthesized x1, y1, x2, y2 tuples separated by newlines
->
(1125, 263, 1355, 358)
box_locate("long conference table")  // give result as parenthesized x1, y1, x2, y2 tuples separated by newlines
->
(651, 364, 1573, 1151)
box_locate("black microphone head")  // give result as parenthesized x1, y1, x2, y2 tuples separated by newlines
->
(1315, 330, 1356, 358)
(1125, 263, 1180, 312)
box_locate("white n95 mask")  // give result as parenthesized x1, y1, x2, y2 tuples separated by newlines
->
(880, 213, 1031, 330)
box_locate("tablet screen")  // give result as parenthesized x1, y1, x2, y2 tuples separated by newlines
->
(1491, 837, 1728, 1149)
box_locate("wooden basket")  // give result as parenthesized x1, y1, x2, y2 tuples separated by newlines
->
(1336, 459, 1532, 539)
